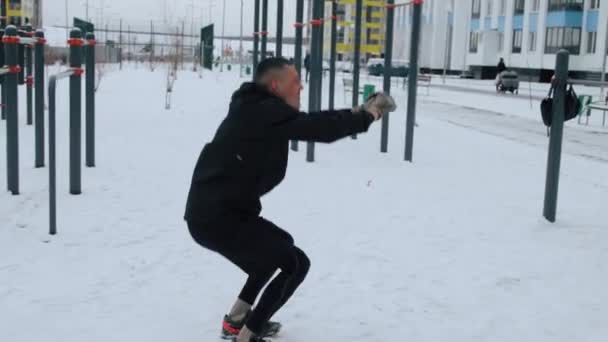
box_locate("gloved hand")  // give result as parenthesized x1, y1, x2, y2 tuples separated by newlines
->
(361, 92, 397, 120)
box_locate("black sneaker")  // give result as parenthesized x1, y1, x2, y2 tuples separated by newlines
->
(230, 336, 269, 342)
(221, 312, 282, 339)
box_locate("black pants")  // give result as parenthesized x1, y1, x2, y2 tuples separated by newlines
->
(187, 215, 310, 335)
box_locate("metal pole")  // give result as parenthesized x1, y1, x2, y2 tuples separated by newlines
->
(86, 33, 96, 168)
(277, 0, 284, 57)
(35, 30, 45, 168)
(253, 0, 260, 73)
(240, 0, 244, 77)
(69, 28, 83, 195)
(381, 0, 395, 153)
(18, 29, 25, 86)
(442, 9, 451, 84)
(261, 0, 268, 60)
(221, 0, 226, 71)
(25, 25, 33, 126)
(543, 50, 569, 223)
(5, 26, 20, 194)
(351, 0, 363, 139)
(307, 0, 323, 162)
(49, 75, 57, 235)
(601, 19, 608, 97)
(119, 19, 123, 70)
(329, 0, 337, 111)
(404, 0, 422, 162)
(0, 28, 5, 121)
(291, 0, 304, 152)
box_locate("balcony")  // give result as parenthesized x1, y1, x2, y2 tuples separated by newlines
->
(548, 0, 584, 11)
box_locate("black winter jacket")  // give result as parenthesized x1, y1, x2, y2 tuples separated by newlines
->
(184, 82, 375, 222)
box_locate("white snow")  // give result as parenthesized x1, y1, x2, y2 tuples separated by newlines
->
(1, 62, 607, 342)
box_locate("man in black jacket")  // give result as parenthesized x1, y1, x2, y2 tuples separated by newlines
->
(184, 57, 396, 342)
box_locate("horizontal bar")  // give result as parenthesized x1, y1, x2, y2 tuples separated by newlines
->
(19, 37, 38, 45)
(0, 67, 10, 76)
(50, 69, 76, 82)
(568, 79, 608, 87)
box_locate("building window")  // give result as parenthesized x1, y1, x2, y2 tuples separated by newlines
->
(532, 0, 541, 11)
(529, 31, 537, 51)
(512, 29, 523, 53)
(498, 32, 505, 51)
(587, 31, 597, 53)
(487, 0, 493, 16)
(470, 31, 480, 53)
(590, 0, 601, 9)
(548, 0, 584, 11)
(472, 0, 481, 18)
(499, 0, 506, 15)
(545, 27, 581, 54)
(514, 0, 525, 14)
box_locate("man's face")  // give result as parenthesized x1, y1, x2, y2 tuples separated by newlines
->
(269, 65, 303, 110)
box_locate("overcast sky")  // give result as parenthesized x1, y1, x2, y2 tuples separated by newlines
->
(45, 0, 307, 36)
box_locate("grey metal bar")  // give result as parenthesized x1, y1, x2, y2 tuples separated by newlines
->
(25, 25, 33, 126)
(34, 30, 45, 168)
(567, 79, 608, 87)
(381, 0, 395, 153)
(69, 28, 83, 195)
(253, 0, 260, 74)
(261, 0, 268, 60)
(351, 0, 363, 139)
(306, 0, 324, 162)
(291, 0, 305, 152)
(543, 50, 570, 223)
(329, 0, 337, 111)
(85, 33, 96, 168)
(404, 1, 422, 162)
(48, 68, 77, 235)
(0, 28, 5, 121)
(276, 0, 284, 58)
(5, 25, 20, 194)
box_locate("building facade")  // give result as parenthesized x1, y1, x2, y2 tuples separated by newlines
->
(390, 0, 608, 81)
(1, 0, 38, 26)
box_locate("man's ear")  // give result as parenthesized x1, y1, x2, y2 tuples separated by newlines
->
(270, 79, 279, 92)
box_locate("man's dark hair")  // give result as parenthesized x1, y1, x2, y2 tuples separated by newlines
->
(254, 57, 292, 84)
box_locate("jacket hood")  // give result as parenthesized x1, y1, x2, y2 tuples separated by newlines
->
(231, 82, 276, 106)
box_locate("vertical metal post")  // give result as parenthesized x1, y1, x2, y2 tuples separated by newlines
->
(601, 19, 608, 97)
(119, 19, 123, 70)
(0, 28, 5, 121)
(25, 25, 33, 126)
(351, 0, 363, 139)
(381, 0, 395, 153)
(18, 29, 25, 85)
(49, 75, 57, 235)
(240, 0, 244, 77)
(404, 0, 422, 162)
(543, 50, 569, 223)
(34, 30, 45, 168)
(261, 0, 268, 60)
(307, 0, 323, 162)
(329, 0, 337, 110)
(276, 0, 284, 57)
(5, 26, 20, 194)
(221, 0, 226, 71)
(85, 33, 96, 168)
(69, 28, 83, 195)
(291, 0, 304, 152)
(253, 0, 260, 74)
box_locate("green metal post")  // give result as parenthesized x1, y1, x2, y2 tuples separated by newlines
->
(291, 0, 304, 152)
(404, 0, 422, 162)
(381, 0, 395, 153)
(69, 28, 83, 195)
(329, 0, 337, 110)
(351, 0, 363, 139)
(261, 0, 268, 60)
(5, 25, 20, 194)
(253, 0, 260, 73)
(34, 30, 45, 168)
(276, 0, 284, 57)
(85, 32, 96, 167)
(25, 24, 33, 126)
(543, 50, 570, 223)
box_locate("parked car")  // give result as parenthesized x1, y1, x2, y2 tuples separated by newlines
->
(366, 58, 409, 77)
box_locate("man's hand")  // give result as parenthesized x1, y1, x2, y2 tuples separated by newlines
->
(362, 92, 397, 121)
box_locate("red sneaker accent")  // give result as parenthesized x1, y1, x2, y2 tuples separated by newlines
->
(222, 320, 241, 335)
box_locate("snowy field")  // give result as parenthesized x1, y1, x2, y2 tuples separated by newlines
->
(1, 63, 607, 342)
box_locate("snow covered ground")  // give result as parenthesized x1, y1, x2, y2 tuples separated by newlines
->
(1, 63, 607, 342)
